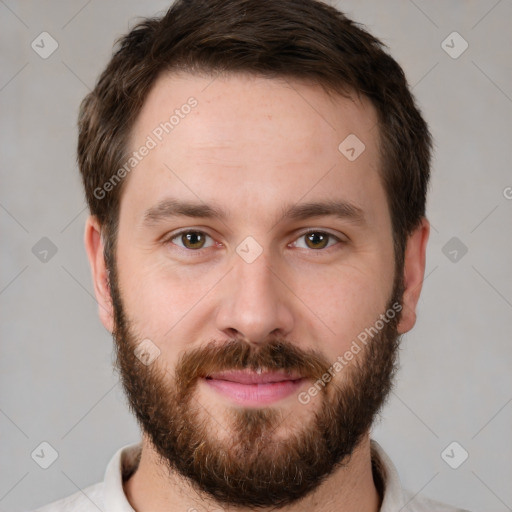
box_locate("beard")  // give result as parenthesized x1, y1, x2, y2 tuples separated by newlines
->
(108, 256, 404, 509)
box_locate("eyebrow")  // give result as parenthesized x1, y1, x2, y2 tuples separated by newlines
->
(276, 199, 365, 226)
(143, 199, 228, 225)
(142, 198, 366, 228)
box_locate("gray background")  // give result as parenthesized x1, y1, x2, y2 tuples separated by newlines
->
(1, 1, 511, 510)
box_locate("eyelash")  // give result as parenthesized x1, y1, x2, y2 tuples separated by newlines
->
(165, 229, 344, 254)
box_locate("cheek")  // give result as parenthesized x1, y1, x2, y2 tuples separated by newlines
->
(292, 261, 394, 358)
(115, 250, 220, 337)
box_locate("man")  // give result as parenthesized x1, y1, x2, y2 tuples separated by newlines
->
(35, 0, 470, 510)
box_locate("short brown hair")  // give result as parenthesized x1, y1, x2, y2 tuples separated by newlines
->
(78, 0, 432, 269)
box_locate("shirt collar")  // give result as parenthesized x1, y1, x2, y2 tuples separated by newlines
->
(370, 439, 407, 511)
(103, 439, 406, 511)
(103, 442, 140, 512)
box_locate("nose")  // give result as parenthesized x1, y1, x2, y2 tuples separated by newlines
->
(214, 249, 295, 345)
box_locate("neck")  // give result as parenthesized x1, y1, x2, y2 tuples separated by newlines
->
(123, 433, 382, 512)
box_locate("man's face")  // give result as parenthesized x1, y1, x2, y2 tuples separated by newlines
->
(106, 72, 402, 507)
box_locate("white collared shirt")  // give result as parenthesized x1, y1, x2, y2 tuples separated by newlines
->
(32, 440, 470, 512)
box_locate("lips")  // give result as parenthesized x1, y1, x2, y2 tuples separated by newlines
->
(206, 369, 303, 384)
(203, 369, 306, 406)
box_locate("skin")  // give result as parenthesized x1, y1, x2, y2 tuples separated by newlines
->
(85, 71, 429, 512)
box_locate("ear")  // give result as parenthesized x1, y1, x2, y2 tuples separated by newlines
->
(84, 215, 114, 333)
(397, 217, 430, 334)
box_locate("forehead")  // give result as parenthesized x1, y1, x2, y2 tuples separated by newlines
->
(121, 71, 386, 228)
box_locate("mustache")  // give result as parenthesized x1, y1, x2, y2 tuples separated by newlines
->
(174, 338, 332, 392)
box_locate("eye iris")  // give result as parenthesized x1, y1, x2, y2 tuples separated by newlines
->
(183, 232, 205, 249)
(306, 232, 328, 249)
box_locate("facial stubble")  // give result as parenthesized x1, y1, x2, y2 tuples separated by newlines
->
(109, 256, 403, 509)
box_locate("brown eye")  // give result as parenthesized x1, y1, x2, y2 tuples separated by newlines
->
(170, 230, 214, 250)
(305, 232, 329, 249)
(291, 231, 340, 250)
